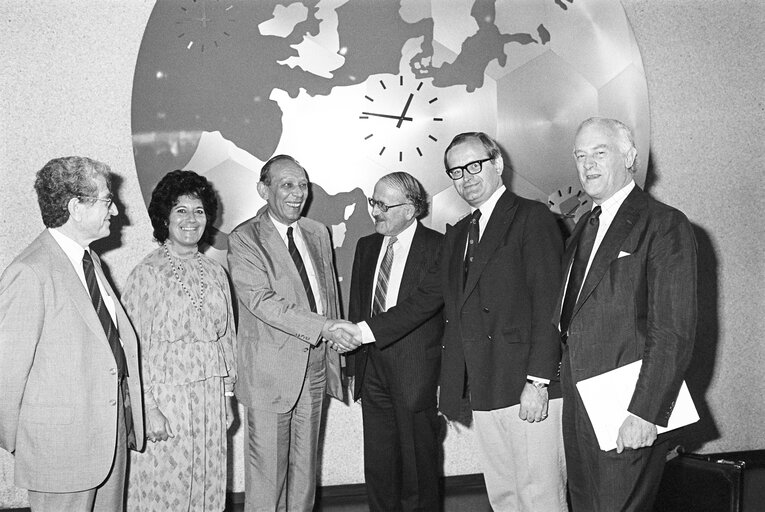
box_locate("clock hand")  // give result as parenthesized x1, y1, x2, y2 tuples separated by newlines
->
(361, 112, 413, 122)
(396, 93, 414, 128)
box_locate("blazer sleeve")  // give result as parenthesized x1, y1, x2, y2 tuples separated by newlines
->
(0, 262, 45, 453)
(367, 236, 445, 349)
(628, 210, 697, 425)
(522, 203, 564, 380)
(227, 227, 327, 345)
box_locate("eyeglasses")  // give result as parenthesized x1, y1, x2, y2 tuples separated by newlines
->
(368, 197, 410, 213)
(445, 157, 492, 180)
(79, 195, 114, 209)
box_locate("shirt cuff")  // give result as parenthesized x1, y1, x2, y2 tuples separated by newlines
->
(527, 375, 550, 385)
(359, 321, 376, 344)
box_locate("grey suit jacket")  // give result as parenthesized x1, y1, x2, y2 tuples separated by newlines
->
(227, 207, 342, 413)
(0, 230, 144, 492)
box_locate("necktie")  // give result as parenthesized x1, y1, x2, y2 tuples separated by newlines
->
(372, 236, 397, 316)
(287, 226, 317, 313)
(464, 209, 482, 286)
(82, 250, 128, 377)
(559, 206, 602, 336)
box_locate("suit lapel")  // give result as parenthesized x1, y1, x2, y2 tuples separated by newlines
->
(364, 234, 384, 315)
(574, 187, 646, 317)
(398, 224, 425, 300)
(260, 213, 306, 306)
(460, 191, 518, 307)
(300, 220, 328, 306)
(41, 232, 109, 345)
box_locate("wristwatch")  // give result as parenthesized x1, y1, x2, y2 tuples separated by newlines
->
(527, 379, 548, 389)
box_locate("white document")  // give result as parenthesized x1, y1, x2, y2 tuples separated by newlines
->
(576, 360, 699, 451)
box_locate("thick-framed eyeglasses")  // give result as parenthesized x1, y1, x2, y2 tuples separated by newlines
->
(79, 195, 114, 209)
(445, 157, 493, 180)
(368, 197, 410, 213)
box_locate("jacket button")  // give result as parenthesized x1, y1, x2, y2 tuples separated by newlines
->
(110, 368, 117, 375)
(482, 307, 489, 313)
(304, 347, 309, 352)
(487, 335, 492, 341)
(445, 319, 449, 323)
(109, 399, 117, 406)
(441, 345, 445, 349)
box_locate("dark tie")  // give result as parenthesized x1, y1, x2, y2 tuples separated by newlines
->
(559, 206, 602, 336)
(82, 250, 128, 378)
(464, 209, 482, 286)
(287, 226, 317, 313)
(372, 236, 397, 316)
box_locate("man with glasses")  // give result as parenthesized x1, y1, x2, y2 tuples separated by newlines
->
(333, 133, 567, 511)
(346, 172, 444, 511)
(0, 156, 144, 511)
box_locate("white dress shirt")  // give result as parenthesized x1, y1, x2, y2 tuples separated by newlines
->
(49, 228, 118, 325)
(269, 214, 324, 315)
(370, 220, 417, 313)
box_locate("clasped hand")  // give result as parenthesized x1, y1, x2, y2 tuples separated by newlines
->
(321, 319, 362, 353)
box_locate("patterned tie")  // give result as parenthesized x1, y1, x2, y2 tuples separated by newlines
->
(82, 250, 128, 377)
(464, 209, 482, 287)
(559, 206, 602, 336)
(372, 236, 397, 316)
(287, 226, 317, 313)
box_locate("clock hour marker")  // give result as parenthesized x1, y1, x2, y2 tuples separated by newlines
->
(187, 41, 194, 50)
(416, 147, 423, 156)
(399, 76, 404, 86)
(360, 115, 369, 119)
(428, 135, 437, 142)
(364, 133, 373, 140)
(428, 97, 438, 104)
(380, 80, 386, 90)
(379, 146, 386, 156)
(433, 117, 443, 121)
(416, 82, 423, 91)
(399, 152, 403, 162)
(365, 95, 374, 102)
(178, 32, 186, 38)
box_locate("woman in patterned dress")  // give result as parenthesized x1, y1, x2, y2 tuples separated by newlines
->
(125, 170, 236, 511)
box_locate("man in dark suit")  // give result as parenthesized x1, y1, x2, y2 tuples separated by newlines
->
(334, 133, 567, 511)
(227, 155, 345, 512)
(347, 172, 444, 512)
(556, 117, 697, 511)
(0, 157, 144, 512)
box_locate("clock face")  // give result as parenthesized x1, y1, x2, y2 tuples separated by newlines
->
(175, 0, 235, 53)
(359, 75, 447, 166)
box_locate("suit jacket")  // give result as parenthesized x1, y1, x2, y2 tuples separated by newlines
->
(227, 206, 342, 413)
(368, 191, 563, 419)
(0, 230, 144, 492)
(348, 223, 444, 412)
(554, 186, 697, 426)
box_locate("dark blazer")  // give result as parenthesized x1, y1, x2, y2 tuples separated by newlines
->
(368, 190, 563, 419)
(348, 223, 444, 412)
(553, 185, 697, 426)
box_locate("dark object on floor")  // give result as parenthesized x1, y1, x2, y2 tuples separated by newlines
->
(654, 449, 765, 512)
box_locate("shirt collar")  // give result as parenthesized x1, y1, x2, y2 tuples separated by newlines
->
(49, 227, 90, 262)
(594, 179, 635, 221)
(471, 184, 506, 219)
(384, 219, 417, 251)
(268, 212, 299, 242)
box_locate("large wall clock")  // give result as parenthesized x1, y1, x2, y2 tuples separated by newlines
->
(175, 0, 236, 53)
(359, 75, 445, 165)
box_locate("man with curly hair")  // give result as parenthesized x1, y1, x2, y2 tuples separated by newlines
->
(0, 156, 144, 512)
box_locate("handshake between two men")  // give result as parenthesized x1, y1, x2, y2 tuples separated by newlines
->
(320, 319, 364, 353)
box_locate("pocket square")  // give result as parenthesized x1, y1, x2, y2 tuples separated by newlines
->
(618, 251, 631, 258)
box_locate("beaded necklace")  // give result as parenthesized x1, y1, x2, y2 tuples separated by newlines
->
(163, 243, 205, 312)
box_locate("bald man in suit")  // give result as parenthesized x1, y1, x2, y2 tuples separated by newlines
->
(0, 156, 144, 512)
(227, 154, 345, 512)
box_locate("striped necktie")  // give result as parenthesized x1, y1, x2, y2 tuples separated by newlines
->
(372, 236, 397, 316)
